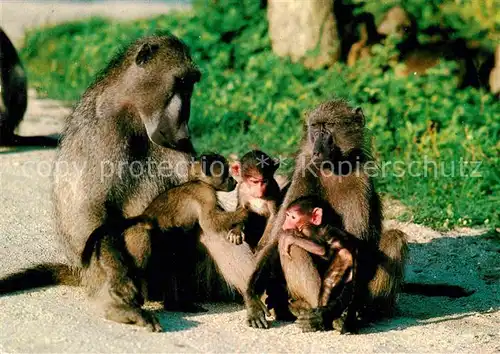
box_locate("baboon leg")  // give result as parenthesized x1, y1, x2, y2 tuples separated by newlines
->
(368, 229, 408, 318)
(96, 234, 162, 330)
(98, 235, 143, 306)
(104, 303, 162, 332)
(200, 231, 256, 295)
(278, 239, 321, 308)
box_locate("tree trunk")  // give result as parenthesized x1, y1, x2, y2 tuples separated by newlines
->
(267, 0, 339, 68)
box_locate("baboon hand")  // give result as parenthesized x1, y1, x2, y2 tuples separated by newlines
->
(296, 308, 328, 333)
(246, 297, 271, 329)
(226, 226, 244, 245)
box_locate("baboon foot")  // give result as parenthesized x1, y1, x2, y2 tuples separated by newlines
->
(105, 304, 162, 332)
(246, 297, 270, 329)
(296, 308, 329, 333)
(288, 299, 310, 318)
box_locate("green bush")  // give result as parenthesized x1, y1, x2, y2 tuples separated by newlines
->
(19, 1, 499, 230)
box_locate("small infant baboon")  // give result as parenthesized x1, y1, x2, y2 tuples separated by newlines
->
(249, 195, 360, 333)
(82, 153, 249, 311)
(280, 197, 356, 306)
(230, 150, 282, 249)
(0, 27, 58, 146)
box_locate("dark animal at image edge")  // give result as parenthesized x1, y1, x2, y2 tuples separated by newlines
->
(0, 34, 259, 331)
(0, 27, 58, 146)
(245, 99, 474, 332)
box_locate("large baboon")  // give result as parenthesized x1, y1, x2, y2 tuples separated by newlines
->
(0, 27, 58, 146)
(0, 34, 257, 331)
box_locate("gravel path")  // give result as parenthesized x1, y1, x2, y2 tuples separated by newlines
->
(0, 0, 190, 44)
(0, 3, 499, 352)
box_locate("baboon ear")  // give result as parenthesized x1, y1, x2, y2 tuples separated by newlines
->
(353, 107, 365, 126)
(135, 43, 160, 66)
(231, 162, 242, 179)
(311, 207, 323, 225)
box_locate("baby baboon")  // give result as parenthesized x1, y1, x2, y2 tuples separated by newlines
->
(0, 27, 58, 146)
(279, 196, 360, 333)
(230, 150, 282, 249)
(82, 153, 249, 312)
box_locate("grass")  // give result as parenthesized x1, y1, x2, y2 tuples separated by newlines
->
(18, 7, 499, 231)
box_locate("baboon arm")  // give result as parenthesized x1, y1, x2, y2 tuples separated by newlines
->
(292, 237, 326, 257)
(200, 232, 256, 295)
(342, 194, 371, 240)
(246, 241, 280, 298)
(257, 166, 320, 251)
(199, 207, 248, 235)
(245, 241, 280, 329)
(319, 248, 353, 307)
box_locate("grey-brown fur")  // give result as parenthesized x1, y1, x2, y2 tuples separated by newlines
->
(53, 34, 203, 331)
(81, 153, 249, 314)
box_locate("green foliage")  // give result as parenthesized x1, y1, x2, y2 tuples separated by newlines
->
(19, 1, 499, 230)
(351, 0, 499, 48)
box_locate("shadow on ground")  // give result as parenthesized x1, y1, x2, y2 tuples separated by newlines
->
(361, 231, 499, 333)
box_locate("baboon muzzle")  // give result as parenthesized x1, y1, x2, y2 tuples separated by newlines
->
(312, 130, 334, 161)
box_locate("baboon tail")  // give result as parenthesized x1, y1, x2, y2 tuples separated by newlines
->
(402, 283, 475, 298)
(369, 229, 409, 298)
(0, 263, 80, 295)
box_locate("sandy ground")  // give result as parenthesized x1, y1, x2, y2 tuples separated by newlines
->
(1, 2, 499, 353)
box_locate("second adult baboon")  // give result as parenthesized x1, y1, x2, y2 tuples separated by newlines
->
(0, 34, 258, 331)
(246, 99, 472, 331)
(0, 27, 58, 146)
(248, 99, 403, 331)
